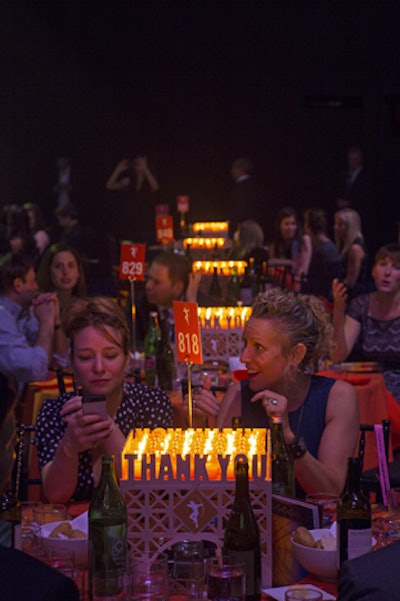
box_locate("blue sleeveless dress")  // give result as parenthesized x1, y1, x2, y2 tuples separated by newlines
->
(241, 375, 336, 497)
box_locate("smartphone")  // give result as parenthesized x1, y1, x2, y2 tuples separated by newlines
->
(82, 394, 108, 420)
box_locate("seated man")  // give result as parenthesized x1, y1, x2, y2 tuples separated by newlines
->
(338, 541, 400, 600)
(0, 253, 67, 397)
(127, 251, 206, 344)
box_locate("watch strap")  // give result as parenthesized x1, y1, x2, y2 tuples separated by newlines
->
(287, 435, 307, 460)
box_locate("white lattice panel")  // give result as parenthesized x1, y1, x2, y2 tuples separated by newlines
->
(201, 329, 244, 362)
(121, 474, 272, 587)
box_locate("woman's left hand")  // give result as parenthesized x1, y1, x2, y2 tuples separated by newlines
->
(251, 389, 288, 419)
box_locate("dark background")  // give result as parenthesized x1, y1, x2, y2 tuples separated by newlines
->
(1, 0, 400, 252)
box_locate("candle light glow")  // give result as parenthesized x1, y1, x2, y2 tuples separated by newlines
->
(198, 305, 251, 330)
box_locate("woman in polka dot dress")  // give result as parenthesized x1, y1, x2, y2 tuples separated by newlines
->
(35, 296, 173, 503)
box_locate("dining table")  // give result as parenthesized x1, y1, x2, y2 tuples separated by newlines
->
(318, 370, 395, 471)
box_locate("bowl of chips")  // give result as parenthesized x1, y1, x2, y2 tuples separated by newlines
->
(39, 513, 88, 567)
(291, 527, 338, 581)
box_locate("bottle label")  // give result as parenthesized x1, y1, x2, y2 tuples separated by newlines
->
(347, 527, 372, 560)
(145, 355, 156, 371)
(90, 521, 127, 572)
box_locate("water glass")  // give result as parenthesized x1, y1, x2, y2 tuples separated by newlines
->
(205, 557, 245, 601)
(305, 492, 338, 527)
(128, 553, 169, 601)
(168, 577, 202, 601)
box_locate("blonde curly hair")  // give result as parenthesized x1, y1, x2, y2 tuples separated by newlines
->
(251, 288, 333, 372)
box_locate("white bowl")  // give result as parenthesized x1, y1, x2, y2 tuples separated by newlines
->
(39, 520, 88, 567)
(291, 528, 338, 581)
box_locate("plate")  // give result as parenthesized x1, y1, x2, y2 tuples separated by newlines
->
(331, 362, 382, 373)
(262, 584, 335, 601)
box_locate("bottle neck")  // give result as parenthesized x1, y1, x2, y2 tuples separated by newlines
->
(234, 461, 250, 502)
(346, 460, 362, 492)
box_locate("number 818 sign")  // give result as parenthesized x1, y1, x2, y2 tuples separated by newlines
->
(173, 301, 203, 365)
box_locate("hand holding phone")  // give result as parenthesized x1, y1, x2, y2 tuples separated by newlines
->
(82, 394, 108, 420)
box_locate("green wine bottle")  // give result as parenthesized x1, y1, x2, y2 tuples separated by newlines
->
(270, 415, 295, 497)
(144, 311, 161, 386)
(89, 455, 127, 600)
(156, 330, 177, 391)
(337, 457, 372, 569)
(223, 458, 262, 601)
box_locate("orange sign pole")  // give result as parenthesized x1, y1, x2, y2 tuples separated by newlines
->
(173, 300, 203, 428)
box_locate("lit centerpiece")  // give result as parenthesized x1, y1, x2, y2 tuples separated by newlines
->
(120, 427, 272, 588)
(191, 221, 229, 237)
(183, 237, 227, 251)
(198, 306, 251, 330)
(122, 427, 269, 482)
(192, 260, 247, 276)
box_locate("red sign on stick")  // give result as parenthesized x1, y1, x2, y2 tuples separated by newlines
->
(176, 195, 189, 213)
(155, 215, 174, 244)
(119, 243, 146, 280)
(173, 301, 203, 365)
(155, 204, 170, 218)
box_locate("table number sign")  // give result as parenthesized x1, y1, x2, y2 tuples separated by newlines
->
(173, 301, 203, 365)
(118, 243, 146, 280)
(176, 195, 189, 213)
(155, 215, 174, 244)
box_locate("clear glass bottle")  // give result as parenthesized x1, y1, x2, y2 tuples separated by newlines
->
(270, 415, 295, 497)
(88, 455, 127, 599)
(223, 458, 262, 601)
(144, 311, 161, 386)
(240, 257, 258, 305)
(337, 457, 372, 569)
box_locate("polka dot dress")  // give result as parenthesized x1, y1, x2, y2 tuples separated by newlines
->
(35, 381, 174, 501)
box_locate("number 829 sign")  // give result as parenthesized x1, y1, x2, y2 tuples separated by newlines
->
(173, 301, 203, 365)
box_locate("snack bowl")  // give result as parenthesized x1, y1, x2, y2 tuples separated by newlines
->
(39, 519, 88, 567)
(290, 529, 338, 581)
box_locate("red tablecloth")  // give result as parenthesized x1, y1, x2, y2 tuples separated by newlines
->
(318, 371, 395, 471)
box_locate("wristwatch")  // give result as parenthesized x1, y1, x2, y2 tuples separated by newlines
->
(287, 435, 307, 460)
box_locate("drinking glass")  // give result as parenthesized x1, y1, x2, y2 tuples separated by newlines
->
(205, 557, 245, 601)
(128, 553, 169, 601)
(168, 577, 202, 601)
(305, 492, 338, 527)
(284, 587, 323, 600)
(386, 488, 400, 542)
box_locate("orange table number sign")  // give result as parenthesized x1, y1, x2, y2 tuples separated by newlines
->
(173, 300, 203, 365)
(119, 243, 146, 280)
(176, 195, 189, 213)
(155, 215, 174, 244)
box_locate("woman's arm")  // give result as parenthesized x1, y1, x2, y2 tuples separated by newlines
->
(295, 234, 312, 277)
(292, 379, 359, 495)
(106, 159, 131, 191)
(343, 243, 365, 289)
(332, 279, 361, 362)
(41, 397, 113, 503)
(252, 379, 359, 495)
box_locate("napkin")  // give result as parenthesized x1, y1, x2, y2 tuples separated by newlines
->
(39, 511, 88, 539)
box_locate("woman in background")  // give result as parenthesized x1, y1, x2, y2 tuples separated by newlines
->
(23, 202, 50, 256)
(189, 288, 358, 497)
(334, 208, 369, 300)
(36, 243, 87, 320)
(269, 206, 312, 282)
(227, 219, 269, 274)
(35, 297, 173, 503)
(302, 207, 340, 301)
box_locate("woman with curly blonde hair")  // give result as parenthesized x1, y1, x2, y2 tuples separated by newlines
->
(191, 288, 359, 497)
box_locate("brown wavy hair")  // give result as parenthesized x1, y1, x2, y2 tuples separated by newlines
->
(63, 297, 130, 357)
